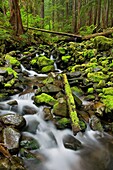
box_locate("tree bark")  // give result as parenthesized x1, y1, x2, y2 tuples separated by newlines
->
(9, 0, 24, 35)
(40, 0, 44, 28)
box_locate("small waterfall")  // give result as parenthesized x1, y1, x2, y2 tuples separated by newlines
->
(50, 55, 62, 73)
(20, 64, 48, 77)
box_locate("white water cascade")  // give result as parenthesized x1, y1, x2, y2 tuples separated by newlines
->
(20, 64, 48, 77)
(0, 92, 113, 170)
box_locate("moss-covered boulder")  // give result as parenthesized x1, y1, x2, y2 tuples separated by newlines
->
(37, 55, 54, 67)
(87, 72, 109, 82)
(5, 54, 20, 66)
(41, 65, 55, 73)
(53, 98, 68, 117)
(101, 95, 113, 119)
(94, 36, 113, 51)
(61, 55, 71, 63)
(56, 118, 71, 129)
(34, 93, 57, 106)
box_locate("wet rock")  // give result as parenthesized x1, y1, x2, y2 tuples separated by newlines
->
(55, 118, 71, 129)
(7, 100, 18, 106)
(90, 115, 103, 132)
(67, 71, 81, 78)
(0, 93, 9, 101)
(53, 98, 68, 117)
(72, 91, 82, 106)
(1, 114, 26, 129)
(0, 68, 8, 76)
(3, 127, 21, 153)
(20, 135, 40, 150)
(22, 105, 37, 115)
(43, 107, 53, 121)
(63, 134, 82, 150)
(93, 102, 105, 116)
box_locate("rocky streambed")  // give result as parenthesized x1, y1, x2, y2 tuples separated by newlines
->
(0, 35, 113, 169)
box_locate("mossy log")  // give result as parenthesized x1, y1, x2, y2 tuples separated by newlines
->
(82, 29, 113, 40)
(63, 73, 81, 135)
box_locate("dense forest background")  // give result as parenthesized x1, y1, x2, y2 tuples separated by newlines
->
(0, 0, 113, 39)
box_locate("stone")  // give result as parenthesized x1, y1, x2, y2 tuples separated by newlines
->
(1, 114, 26, 129)
(34, 93, 57, 106)
(63, 134, 82, 150)
(53, 98, 68, 117)
(3, 127, 21, 153)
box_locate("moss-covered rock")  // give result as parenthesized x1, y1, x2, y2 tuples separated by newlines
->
(103, 87, 113, 95)
(94, 36, 113, 51)
(37, 55, 54, 67)
(34, 93, 57, 106)
(87, 72, 108, 82)
(61, 55, 71, 63)
(5, 54, 20, 66)
(56, 118, 71, 129)
(53, 98, 68, 117)
(87, 87, 94, 94)
(41, 65, 55, 73)
(101, 95, 113, 113)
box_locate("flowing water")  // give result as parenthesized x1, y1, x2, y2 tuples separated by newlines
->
(1, 62, 113, 170)
(1, 91, 113, 170)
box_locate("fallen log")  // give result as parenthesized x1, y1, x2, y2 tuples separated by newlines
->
(82, 28, 113, 40)
(63, 73, 81, 135)
(24, 26, 82, 39)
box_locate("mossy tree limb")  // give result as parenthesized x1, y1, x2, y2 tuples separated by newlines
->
(63, 74, 81, 135)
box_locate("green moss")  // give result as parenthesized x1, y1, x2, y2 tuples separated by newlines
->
(30, 57, 38, 65)
(71, 86, 84, 96)
(94, 36, 113, 51)
(41, 65, 54, 73)
(4, 78, 16, 87)
(61, 55, 71, 63)
(97, 80, 106, 88)
(43, 77, 54, 84)
(83, 49, 97, 58)
(103, 87, 113, 95)
(34, 93, 57, 106)
(87, 72, 108, 82)
(5, 54, 20, 66)
(64, 74, 80, 130)
(37, 56, 54, 67)
(87, 87, 94, 94)
(101, 95, 113, 112)
(57, 118, 70, 129)
(70, 111, 80, 127)
(5, 67, 18, 78)
(58, 47, 66, 54)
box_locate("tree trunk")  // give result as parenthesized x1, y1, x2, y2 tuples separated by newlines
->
(9, 0, 24, 35)
(94, 0, 97, 26)
(77, 0, 81, 31)
(97, 0, 101, 28)
(105, 0, 109, 28)
(110, 0, 113, 27)
(72, 0, 76, 33)
(52, 0, 55, 30)
(40, 0, 44, 28)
